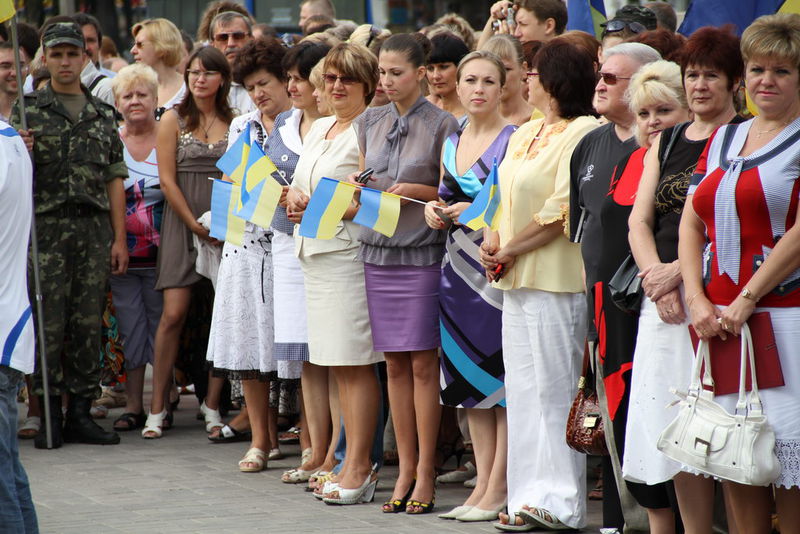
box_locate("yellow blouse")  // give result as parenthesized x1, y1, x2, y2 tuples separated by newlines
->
(494, 115, 600, 292)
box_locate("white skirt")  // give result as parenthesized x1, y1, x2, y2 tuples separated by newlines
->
(298, 248, 381, 367)
(206, 225, 276, 379)
(272, 230, 309, 362)
(622, 296, 693, 485)
(714, 306, 800, 489)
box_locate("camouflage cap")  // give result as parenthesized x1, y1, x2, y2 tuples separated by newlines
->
(603, 5, 658, 31)
(42, 22, 85, 49)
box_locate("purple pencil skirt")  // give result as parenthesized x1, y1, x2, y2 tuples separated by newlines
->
(363, 262, 441, 352)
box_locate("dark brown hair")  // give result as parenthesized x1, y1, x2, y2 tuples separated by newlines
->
(233, 37, 288, 85)
(532, 40, 596, 119)
(629, 29, 686, 63)
(177, 46, 233, 132)
(680, 25, 742, 90)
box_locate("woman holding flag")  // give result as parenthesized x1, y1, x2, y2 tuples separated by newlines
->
(423, 50, 516, 523)
(205, 37, 292, 472)
(351, 33, 459, 515)
(144, 45, 233, 439)
(286, 42, 382, 505)
(480, 40, 599, 531)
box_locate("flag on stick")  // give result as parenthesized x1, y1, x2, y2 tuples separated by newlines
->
(353, 187, 402, 237)
(215, 124, 250, 184)
(0, 0, 16, 22)
(235, 140, 282, 228)
(210, 179, 245, 246)
(298, 177, 357, 239)
(457, 160, 502, 231)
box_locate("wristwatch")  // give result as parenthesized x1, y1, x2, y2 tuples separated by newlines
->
(741, 287, 758, 301)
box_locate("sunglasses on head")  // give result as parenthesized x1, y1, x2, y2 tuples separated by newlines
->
(323, 73, 359, 86)
(597, 71, 632, 85)
(213, 31, 250, 42)
(602, 20, 647, 36)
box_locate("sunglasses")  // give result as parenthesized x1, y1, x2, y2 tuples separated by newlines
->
(323, 73, 359, 86)
(597, 71, 632, 85)
(602, 20, 647, 36)
(213, 31, 250, 43)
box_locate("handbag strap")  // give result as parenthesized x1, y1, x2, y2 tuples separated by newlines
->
(690, 337, 715, 394)
(737, 323, 763, 414)
(578, 341, 591, 389)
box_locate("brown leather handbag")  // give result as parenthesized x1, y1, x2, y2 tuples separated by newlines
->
(565, 342, 609, 456)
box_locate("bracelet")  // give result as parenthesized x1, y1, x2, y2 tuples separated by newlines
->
(686, 291, 704, 307)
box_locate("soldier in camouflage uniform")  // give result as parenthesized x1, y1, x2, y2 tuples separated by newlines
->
(12, 22, 128, 449)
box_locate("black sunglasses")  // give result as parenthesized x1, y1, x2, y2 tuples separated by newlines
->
(602, 20, 647, 36)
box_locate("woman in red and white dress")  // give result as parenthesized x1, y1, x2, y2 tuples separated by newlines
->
(679, 13, 800, 532)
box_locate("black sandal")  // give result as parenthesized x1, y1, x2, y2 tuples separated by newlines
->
(208, 424, 251, 443)
(113, 412, 146, 431)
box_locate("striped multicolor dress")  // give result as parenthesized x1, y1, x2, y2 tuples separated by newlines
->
(438, 124, 516, 408)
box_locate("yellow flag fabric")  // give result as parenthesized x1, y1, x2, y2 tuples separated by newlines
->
(0, 0, 15, 22)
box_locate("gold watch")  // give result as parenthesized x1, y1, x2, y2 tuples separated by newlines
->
(741, 288, 757, 301)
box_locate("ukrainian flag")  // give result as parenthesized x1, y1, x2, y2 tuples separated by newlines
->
(458, 160, 502, 231)
(215, 124, 250, 184)
(210, 179, 245, 246)
(353, 187, 402, 237)
(235, 139, 282, 228)
(298, 177, 357, 239)
(566, 0, 606, 38)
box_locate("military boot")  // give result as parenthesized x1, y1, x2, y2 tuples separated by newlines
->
(62, 396, 120, 445)
(34, 395, 64, 450)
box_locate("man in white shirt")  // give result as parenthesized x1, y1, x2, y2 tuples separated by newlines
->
(0, 120, 39, 533)
(209, 11, 255, 115)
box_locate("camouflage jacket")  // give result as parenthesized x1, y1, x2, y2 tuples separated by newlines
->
(11, 83, 127, 214)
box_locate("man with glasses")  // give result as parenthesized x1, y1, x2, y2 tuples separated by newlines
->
(568, 42, 661, 532)
(209, 10, 256, 115)
(12, 22, 128, 450)
(0, 42, 26, 123)
(600, 5, 658, 50)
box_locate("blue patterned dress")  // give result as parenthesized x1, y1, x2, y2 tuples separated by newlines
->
(439, 124, 516, 408)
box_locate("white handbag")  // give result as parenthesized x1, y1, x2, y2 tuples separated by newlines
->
(657, 323, 781, 486)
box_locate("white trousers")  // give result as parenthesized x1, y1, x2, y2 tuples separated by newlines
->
(503, 288, 587, 528)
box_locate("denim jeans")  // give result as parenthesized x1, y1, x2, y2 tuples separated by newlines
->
(0, 366, 38, 534)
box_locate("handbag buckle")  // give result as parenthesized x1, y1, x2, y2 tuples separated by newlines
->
(694, 437, 710, 456)
(583, 414, 600, 428)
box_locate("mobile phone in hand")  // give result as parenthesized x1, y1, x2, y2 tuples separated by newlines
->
(433, 205, 451, 225)
(356, 168, 374, 184)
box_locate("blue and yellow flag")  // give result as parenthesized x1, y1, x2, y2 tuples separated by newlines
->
(215, 124, 250, 184)
(298, 177, 357, 239)
(458, 160, 502, 231)
(210, 179, 245, 246)
(678, 0, 799, 36)
(0, 0, 16, 22)
(235, 139, 282, 228)
(353, 187, 402, 237)
(566, 0, 606, 38)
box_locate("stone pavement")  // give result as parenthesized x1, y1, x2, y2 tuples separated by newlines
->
(18, 394, 603, 534)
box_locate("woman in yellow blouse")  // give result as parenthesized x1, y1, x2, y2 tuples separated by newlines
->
(481, 41, 600, 532)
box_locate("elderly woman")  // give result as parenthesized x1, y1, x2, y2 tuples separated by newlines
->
(680, 13, 800, 532)
(424, 51, 516, 522)
(106, 63, 164, 432)
(426, 33, 470, 120)
(286, 43, 382, 505)
(204, 37, 292, 471)
(143, 46, 233, 438)
(594, 60, 691, 533)
(481, 41, 600, 531)
(479, 35, 532, 126)
(626, 26, 743, 534)
(350, 33, 459, 515)
(130, 18, 186, 119)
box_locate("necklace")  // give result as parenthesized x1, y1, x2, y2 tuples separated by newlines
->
(200, 114, 218, 149)
(753, 116, 795, 138)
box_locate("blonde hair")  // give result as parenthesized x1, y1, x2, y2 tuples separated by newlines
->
(626, 60, 687, 146)
(741, 12, 800, 68)
(348, 24, 392, 55)
(435, 13, 476, 51)
(457, 50, 507, 86)
(132, 18, 184, 68)
(323, 42, 379, 104)
(111, 62, 159, 101)
(301, 31, 341, 48)
(309, 59, 326, 91)
(480, 34, 524, 66)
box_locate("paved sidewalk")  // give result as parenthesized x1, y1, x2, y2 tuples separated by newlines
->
(18, 394, 603, 534)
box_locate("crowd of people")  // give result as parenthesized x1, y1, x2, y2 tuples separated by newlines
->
(3, 0, 800, 533)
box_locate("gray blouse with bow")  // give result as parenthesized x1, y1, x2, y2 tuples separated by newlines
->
(355, 96, 459, 266)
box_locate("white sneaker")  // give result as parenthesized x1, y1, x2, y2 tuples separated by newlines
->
(463, 475, 477, 488)
(436, 461, 477, 484)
